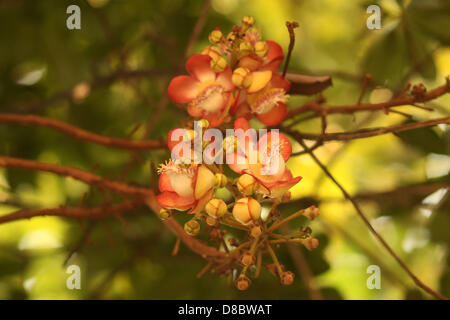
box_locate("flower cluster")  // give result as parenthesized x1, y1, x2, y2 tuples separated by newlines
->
(157, 17, 319, 290)
(168, 16, 290, 127)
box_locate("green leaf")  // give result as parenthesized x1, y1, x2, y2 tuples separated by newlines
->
(407, 0, 450, 45)
(361, 23, 409, 88)
(395, 121, 447, 155)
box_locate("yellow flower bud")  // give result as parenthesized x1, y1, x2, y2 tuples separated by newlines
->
(205, 198, 228, 218)
(242, 16, 255, 27)
(210, 56, 227, 73)
(201, 46, 222, 60)
(237, 174, 258, 196)
(239, 41, 253, 55)
(214, 173, 228, 188)
(254, 41, 269, 57)
(232, 67, 253, 88)
(232, 197, 261, 225)
(184, 219, 200, 236)
(206, 216, 218, 227)
(208, 30, 223, 44)
(198, 118, 210, 129)
(223, 136, 237, 153)
(183, 129, 196, 142)
(158, 208, 170, 220)
(227, 32, 236, 42)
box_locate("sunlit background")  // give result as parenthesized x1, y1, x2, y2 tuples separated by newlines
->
(0, 0, 449, 299)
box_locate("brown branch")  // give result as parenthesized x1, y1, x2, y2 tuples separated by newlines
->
(287, 78, 450, 118)
(0, 179, 226, 261)
(0, 113, 166, 150)
(282, 21, 299, 77)
(295, 138, 447, 300)
(183, 0, 212, 58)
(284, 117, 450, 142)
(0, 200, 144, 224)
(144, 192, 227, 260)
(0, 156, 152, 196)
(279, 225, 323, 300)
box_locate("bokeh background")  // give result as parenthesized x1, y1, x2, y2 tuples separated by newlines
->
(0, 0, 449, 299)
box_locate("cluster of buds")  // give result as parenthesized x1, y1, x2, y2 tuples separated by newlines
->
(156, 16, 320, 290)
(168, 16, 291, 128)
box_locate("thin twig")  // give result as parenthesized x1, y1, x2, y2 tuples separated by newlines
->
(0, 114, 166, 150)
(295, 138, 447, 300)
(282, 21, 299, 77)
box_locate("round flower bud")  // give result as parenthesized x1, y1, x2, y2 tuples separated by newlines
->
(214, 173, 228, 188)
(184, 219, 200, 236)
(232, 67, 253, 88)
(210, 56, 227, 72)
(206, 216, 218, 227)
(254, 41, 269, 57)
(301, 237, 319, 251)
(303, 205, 319, 221)
(232, 197, 261, 225)
(198, 118, 210, 129)
(237, 174, 258, 196)
(235, 275, 251, 290)
(281, 271, 295, 285)
(223, 136, 237, 153)
(158, 208, 170, 220)
(182, 129, 196, 142)
(208, 30, 223, 44)
(250, 226, 262, 238)
(241, 252, 254, 266)
(201, 46, 222, 60)
(227, 32, 236, 42)
(239, 41, 253, 55)
(205, 198, 228, 218)
(242, 16, 255, 27)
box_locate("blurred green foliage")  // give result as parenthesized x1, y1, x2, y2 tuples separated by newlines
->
(0, 0, 449, 300)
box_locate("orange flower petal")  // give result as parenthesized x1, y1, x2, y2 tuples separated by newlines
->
(157, 191, 195, 211)
(247, 70, 272, 94)
(256, 102, 287, 126)
(167, 75, 201, 104)
(186, 54, 216, 83)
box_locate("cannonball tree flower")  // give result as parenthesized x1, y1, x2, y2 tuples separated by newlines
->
(168, 54, 235, 128)
(227, 118, 302, 199)
(238, 40, 284, 72)
(232, 72, 290, 126)
(157, 160, 215, 214)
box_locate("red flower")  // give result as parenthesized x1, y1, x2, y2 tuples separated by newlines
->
(168, 54, 235, 127)
(232, 73, 290, 126)
(157, 161, 215, 214)
(227, 118, 301, 199)
(238, 40, 284, 72)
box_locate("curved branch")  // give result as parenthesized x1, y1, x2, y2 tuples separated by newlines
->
(283, 117, 450, 142)
(0, 200, 144, 224)
(144, 191, 227, 260)
(295, 138, 447, 300)
(0, 114, 166, 150)
(287, 78, 450, 118)
(0, 156, 151, 196)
